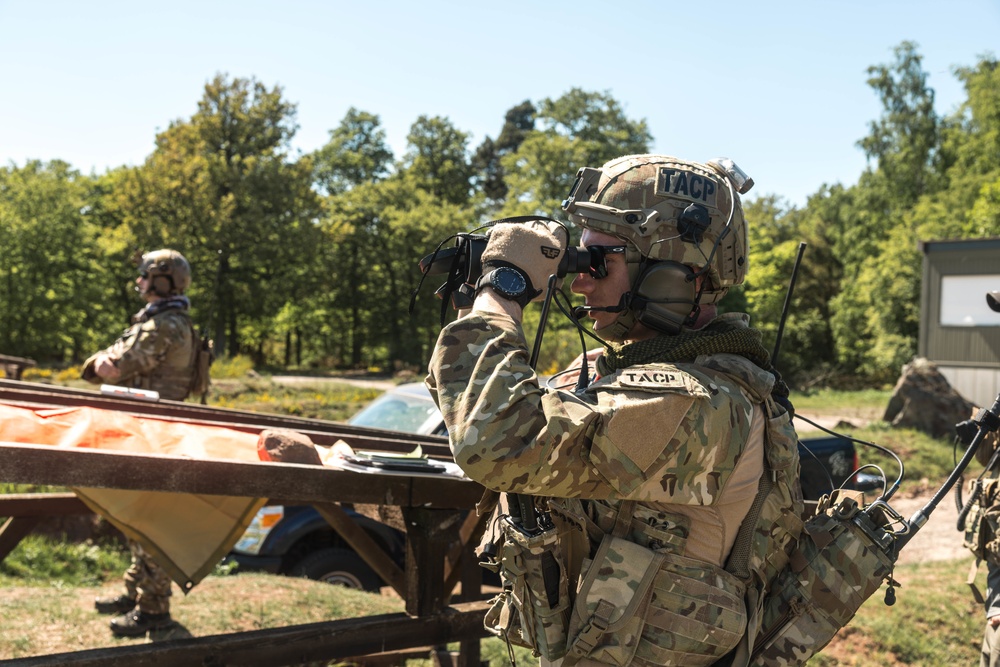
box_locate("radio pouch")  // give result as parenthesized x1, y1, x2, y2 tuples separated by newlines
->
(748, 492, 898, 666)
(483, 514, 574, 660)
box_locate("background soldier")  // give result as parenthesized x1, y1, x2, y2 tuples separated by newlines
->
(428, 154, 800, 665)
(961, 290, 1000, 667)
(82, 248, 197, 637)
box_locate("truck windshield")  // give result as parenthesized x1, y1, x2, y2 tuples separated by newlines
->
(348, 388, 442, 436)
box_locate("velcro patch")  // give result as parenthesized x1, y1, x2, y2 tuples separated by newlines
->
(655, 166, 718, 208)
(613, 365, 709, 397)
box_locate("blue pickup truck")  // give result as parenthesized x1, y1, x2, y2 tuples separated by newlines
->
(228, 383, 874, 590)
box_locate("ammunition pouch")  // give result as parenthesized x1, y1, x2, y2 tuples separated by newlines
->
(747, 492, 897, 666)
(567, 535, 746, 666)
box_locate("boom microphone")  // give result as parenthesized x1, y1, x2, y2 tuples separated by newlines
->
(572, 296, 629, 319)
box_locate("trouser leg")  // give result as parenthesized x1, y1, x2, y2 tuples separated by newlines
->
(122, 539, 172, 614)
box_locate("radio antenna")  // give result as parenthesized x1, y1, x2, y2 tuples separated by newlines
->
(772, 242, 807, 367)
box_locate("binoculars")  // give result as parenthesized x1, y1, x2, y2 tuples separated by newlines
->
(418, 232, 594, 310)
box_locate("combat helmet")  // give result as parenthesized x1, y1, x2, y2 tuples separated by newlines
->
(562, 154, 752, 339)
(139, 249, 191, 297)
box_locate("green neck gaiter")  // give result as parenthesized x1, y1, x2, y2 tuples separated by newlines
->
(595, 318, 790, 399)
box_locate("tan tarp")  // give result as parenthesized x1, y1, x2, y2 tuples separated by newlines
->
(0, 403, 266, 590)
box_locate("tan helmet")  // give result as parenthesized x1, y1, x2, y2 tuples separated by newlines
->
(139, 249, 191, 296)
(562, 154, 752, 338)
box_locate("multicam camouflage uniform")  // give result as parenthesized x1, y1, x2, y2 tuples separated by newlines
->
(428, 310, 778, 666)
(973, 427, 1000, 667)
(122, 541, 173, 614)
(83, 298, 197, 401)
(84, 298, 196, 613)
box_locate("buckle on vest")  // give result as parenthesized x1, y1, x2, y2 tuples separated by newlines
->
(567, 599, 615, 658)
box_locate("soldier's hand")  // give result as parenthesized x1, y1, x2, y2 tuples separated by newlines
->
(93, 353, 121, 381)
(481, 219, 567, 302)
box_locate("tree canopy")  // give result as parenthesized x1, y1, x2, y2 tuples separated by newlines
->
(2, 47, 999, 388)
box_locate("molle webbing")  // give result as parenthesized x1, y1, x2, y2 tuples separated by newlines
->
(588, 500, 690, 554)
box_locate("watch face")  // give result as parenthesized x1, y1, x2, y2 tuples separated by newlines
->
(493, 267, 527, 297)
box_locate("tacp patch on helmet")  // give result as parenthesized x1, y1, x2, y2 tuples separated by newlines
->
(562, 154, 750, 303)
(140, 249, 191, 296)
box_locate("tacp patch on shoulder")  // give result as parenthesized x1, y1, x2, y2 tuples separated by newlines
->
(614, 365, 708, 396)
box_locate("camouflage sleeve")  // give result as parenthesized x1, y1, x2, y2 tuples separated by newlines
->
(109, 318, 183, 382)
(427, 312, 753, 503)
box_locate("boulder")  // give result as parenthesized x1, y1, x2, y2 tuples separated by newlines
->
(883, 357, 974, 439)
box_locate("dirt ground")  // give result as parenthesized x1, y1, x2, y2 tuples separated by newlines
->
(794, 410, 968, 565)
(883, 488, 968, 565)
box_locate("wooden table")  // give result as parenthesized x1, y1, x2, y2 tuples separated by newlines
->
(0, 354, 36, 380)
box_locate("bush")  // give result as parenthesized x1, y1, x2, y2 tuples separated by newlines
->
(211, 354, 255, 379)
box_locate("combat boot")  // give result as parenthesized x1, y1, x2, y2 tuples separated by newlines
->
(109, 609, 174, 637)
(94, 594, 136, 615)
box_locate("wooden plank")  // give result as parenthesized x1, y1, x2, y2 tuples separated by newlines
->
(0, 442, 482, 510)
(0, 355, 36, 381)
(403, 508, 465, 617)
(443, 510, 489, 597)
(0, 493, 89, 517)
(0, 601, 492, 667)
(0, 516, 42, 561)
(313, 502, 407, 596)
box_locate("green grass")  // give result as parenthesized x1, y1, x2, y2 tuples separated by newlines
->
(0, 535, 130, 586)
(0, 573, 407, 660)
(806, 555, 983, 666)
(209, 379, 381, 422)
(792, 387, 894, 415)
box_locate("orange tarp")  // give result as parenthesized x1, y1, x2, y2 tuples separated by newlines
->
(0, 403, 267, 590)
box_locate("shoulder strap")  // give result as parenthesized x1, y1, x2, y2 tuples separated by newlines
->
(612, 500, 637, 538)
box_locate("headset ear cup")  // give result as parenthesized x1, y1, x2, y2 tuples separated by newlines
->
(632, 262, 698, 335)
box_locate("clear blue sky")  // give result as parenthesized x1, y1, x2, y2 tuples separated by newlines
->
(1, 0, 997, 208)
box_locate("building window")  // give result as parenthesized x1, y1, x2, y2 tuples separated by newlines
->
(940, 275, 1000, 326)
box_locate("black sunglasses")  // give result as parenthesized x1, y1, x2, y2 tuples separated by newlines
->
(585, 245, 626, 279)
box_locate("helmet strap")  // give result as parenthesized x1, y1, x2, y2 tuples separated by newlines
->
(150, 274, 177, 298)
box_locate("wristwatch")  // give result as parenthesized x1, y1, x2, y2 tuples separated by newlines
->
(476, 266, 532, 308)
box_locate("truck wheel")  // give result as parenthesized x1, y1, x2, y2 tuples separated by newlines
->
(288, 548, 382, 591)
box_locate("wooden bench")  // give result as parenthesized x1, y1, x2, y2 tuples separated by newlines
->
(0, 354, 36, 380)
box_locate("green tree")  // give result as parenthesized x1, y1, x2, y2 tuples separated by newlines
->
(315, 176, 472, 369)
(830, 43, 942, 381)
(0, 161, 108, 361)
(402, 116, 473, 207)
(538, 88, 652, 167)
(472, 100, 536, 209)
(311, 108, 394, 196)
(100, 74, 325, 362)
(501, 88, 652, 218)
